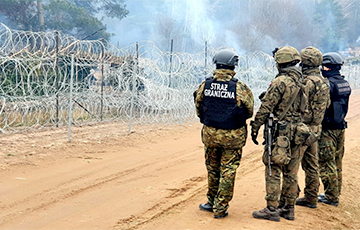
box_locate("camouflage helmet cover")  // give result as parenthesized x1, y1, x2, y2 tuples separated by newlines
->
(274, 46, 301, 64)
(300, 46, 323, 67)
(212, 49, 239, 67)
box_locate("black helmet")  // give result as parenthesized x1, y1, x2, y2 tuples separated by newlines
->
(322, 52, 344, 65)
(213, 49, 239, 67)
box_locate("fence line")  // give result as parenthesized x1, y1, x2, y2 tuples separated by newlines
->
(0, 23, 358, 133)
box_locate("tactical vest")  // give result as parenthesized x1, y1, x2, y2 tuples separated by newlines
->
(322, 75, 351, 129)
(303, 74, 330, 125)
(200, 77, 246, 129)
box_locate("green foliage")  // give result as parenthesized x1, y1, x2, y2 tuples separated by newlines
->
(0, 0, 37, 31)
(345, 2, 360, 45)
(73, 0, 129, 20)
(0, 0, 129, 40)
(44, 0, 110, 40)
(314, 0, 348, 52)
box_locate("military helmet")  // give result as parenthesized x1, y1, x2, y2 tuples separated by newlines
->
(300, 46, 323, 67)
(274, 46, 301, 64)
(322, 52, 344, 65)
(213, 49, 239, 67)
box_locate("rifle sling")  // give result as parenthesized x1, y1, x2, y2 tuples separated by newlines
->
(278, 87, 300, 121)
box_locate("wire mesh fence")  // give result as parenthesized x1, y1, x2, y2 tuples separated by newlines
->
(0, 23, 358, 133)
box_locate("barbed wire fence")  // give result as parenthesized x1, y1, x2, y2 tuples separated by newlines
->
(0, 23, 358, 134)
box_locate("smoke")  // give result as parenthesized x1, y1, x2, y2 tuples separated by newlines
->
(101, 0, 359, 55)
(177, 0, 217, 48)
(102, 0, 244, 54)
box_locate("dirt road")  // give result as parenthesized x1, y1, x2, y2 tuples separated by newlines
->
(1, 91, 360, 230)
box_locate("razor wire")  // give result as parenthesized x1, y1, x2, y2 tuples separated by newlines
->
(0, 23, 358, 133)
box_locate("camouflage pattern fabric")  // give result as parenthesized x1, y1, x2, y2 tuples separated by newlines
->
(251, 66, 304, 208)
(300, 137, 320, 203)
(274, 46, 301, 64)
(194, 68, 254, 215)
(205, 146, 242, 215)
(300, 68, 330, 204)
(201, 125, 247, 149)
(265, 144, 303, 207)
(302, 68, 330, 126)
(300, 47, 323, 67)
(251, 66, 303, 133)
(318, 129, 345, 202)
(194, 69, 254, 149)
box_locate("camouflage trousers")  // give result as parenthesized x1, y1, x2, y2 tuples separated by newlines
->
(204, 146, 242, 215)
(300, 140, 320, 204)
(318, 129, 345, 203)
(265, 144, 303, 208)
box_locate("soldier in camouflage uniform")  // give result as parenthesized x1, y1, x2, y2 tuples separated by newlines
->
(194, 48, 254, 219)
(296, 47, 330, 209)
(318, 52, 351, 207)
(251, 46, 304, 221)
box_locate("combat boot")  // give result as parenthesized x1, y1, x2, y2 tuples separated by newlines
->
(318, 196, 339, 207)
(252, 206, 280, 222)
(318, 193, 325, 199)
(280, 205, 295, 220)
(296, 197, 317, 209)
(214, 211, 228, 219)
(199, 202, 213, 212)
(278, 194, 286, 209)
(277, 200, 285, 209)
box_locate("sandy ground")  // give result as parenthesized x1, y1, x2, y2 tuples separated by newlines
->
(1, 91, 360, 230)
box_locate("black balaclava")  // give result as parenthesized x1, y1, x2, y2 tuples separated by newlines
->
(321, 64, 341, 78)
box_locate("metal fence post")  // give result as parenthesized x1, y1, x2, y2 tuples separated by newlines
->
(204, 41, 207, 77)
(128, 42, 139, 132)
(55, 30, 59, 127)
(100, 39, 105, 121)
(68, 54, 74, 142)
(169, 39, 173, 87)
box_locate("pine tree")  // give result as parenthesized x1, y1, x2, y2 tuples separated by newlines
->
(314, 0, 348, 52)
(0, 0, 129, 40)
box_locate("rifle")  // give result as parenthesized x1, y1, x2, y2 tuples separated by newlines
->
(266, 113, 275, 176)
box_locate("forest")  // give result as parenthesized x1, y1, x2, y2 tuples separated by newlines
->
(1, 0, 360, 55)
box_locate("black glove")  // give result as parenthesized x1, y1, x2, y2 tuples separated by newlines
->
(250, 121, 259, 145)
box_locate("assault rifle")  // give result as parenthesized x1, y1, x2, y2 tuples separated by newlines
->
(266, 113, 275, 176)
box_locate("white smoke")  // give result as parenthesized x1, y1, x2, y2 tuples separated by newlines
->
(102, 0, 244, 53)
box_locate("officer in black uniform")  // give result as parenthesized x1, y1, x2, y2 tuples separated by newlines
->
(318, 52, 351, 207)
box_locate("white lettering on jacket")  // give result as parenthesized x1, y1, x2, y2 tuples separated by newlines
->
(204, 83, 235, 99)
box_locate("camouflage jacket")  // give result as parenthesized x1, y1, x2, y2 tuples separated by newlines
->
(302, 68, 330, 126)
(251, 66, 303, 134)
(194, 69, 254, 148)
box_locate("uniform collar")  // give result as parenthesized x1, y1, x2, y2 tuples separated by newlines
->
(213, 69, 236, 81)
(303, 67, 321, 75)
(278, 66, 302, 82)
